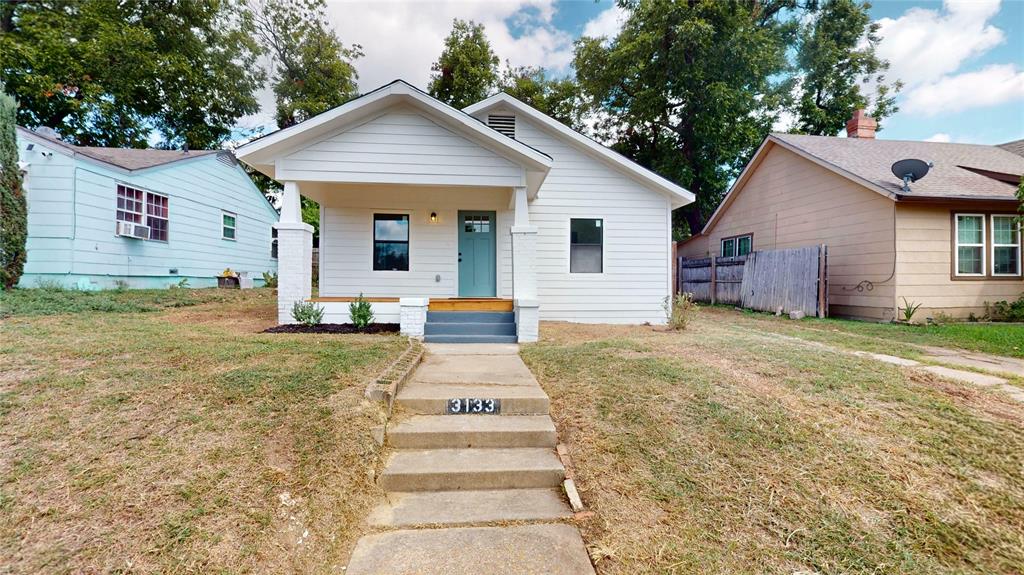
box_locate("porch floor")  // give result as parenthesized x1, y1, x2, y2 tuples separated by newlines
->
(307, 297, 513, 312)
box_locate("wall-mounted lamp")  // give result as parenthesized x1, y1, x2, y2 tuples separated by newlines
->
(430, 212, 438, 223)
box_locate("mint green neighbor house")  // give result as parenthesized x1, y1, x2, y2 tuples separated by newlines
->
(16, 127, 279, 289)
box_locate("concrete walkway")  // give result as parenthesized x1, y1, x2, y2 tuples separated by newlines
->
(346, 343, 594, 575)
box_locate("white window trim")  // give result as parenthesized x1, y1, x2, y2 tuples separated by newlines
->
(736, 234, 753, 256)
(721, 237, 735, 258)
(954, 213, 986, 277)
(145, 191, 169, 242)
(222, 210, 237, 241)
(567, 216, 606, 275)
(990, 214, 1022, 277)
(371, 210, 413, 273)
(115, 183, 144, 225)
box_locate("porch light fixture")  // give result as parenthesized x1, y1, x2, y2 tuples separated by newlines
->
(430, 212, 438, 223)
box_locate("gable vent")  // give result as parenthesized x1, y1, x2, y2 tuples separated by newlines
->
(216, 151, 237, 167)
(487, 114, 516, 139)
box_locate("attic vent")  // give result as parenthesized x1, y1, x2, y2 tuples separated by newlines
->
(487, 114, 516, 139)
(216, 151, 236, 167)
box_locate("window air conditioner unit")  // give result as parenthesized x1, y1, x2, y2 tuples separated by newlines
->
(116, 221, 150, 239)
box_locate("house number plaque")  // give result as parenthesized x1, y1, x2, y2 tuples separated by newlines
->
(447, 398, 501, 415)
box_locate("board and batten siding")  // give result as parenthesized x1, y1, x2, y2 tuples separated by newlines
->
(475, 107, 674, 324)
(318, 186, 513, 298)
(17, 136, 278, 289)
(278, 107, 525, 188)
(895, 203, 1023, 319)
(678, 143, 898, 320)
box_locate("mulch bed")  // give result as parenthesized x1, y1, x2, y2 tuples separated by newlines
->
(263, 323, 400, 334)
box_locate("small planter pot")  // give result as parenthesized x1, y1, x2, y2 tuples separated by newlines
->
(218, 276, 240, 289)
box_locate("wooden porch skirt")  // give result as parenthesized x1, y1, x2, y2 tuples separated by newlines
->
(307, 297, 513, 312)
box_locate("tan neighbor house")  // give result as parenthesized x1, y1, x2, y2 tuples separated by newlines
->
(678, 112, 1023, 321)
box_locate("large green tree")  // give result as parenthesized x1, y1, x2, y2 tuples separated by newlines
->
(0, 0, 263, 149)
(498, 65, 587, 131)
(0, 82, 27, 289)
(574, 0, 899, 238)
(429, 19, 499, 109)
(794, 0, 900, 135)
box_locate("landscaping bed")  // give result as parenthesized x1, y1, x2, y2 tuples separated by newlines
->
(264, 323, 400, 334)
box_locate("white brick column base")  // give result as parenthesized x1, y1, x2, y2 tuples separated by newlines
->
(511, 225, 538, 301)
(274, 222, 314, 324)
(514, 299, 540, 343)
(400, 298, 429, 338)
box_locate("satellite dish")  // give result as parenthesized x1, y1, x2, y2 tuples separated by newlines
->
(891, 158, 932, 192)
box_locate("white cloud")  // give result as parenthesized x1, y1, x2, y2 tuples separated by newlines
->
(876, 0, 1005, 89)
(902, 64, 1024, 116)
(924, 133, 952, 143)
(582, 4, 626, 39)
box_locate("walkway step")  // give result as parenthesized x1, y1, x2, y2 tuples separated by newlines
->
(425, 321, 517, 336)
(379, 448, 564, 492)
(346, 523, 595, 575)
(388, 415, 557, 449)
(367, 488, 571, 527)
(424, 334, 519, 344)
(426, 311, 515, 323)
(395, 383, 549, 415)
(411, 353, 539, 386)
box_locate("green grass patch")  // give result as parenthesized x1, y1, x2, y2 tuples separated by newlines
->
(0, 286, 248, 317)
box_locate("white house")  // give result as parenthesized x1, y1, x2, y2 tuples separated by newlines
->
(236, 80, 693, 342)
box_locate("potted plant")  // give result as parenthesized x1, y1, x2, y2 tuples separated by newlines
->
(218, 268, 240, 289)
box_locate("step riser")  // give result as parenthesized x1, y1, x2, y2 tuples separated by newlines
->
(395, 397, 549, 415)
(425, 322, 517, 336)
(424, 334, 519, 344)
(389, 429, 557, 449)
(367, 489, 571, 528)
(427, 311, 515, 323)
(380, 469, 565, 492)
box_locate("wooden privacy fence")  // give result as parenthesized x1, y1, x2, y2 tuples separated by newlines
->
(678, 245, 828, 318)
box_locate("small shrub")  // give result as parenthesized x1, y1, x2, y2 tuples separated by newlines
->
(349, 293, 374, 330)
(663, 292, 698, 330)
(113, 280, 130, 291)
(291, 301, 324, 326)
(899, 297, 922, 323)
(34, 278, 65, 291)
(985, 294, 1024, 322)
(173, 278, 190, 289)
(261, 271, 278, 288)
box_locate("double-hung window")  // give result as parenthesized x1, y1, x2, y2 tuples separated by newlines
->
(721, 234, 752, 257)
(570, 218, 603, 273)
(146, 193, 168, 241)
(222, 211, 237, 240)
(117, 184, 167, 241)
(954, 214, 985, 276)
(374, 214, 409, 271)
(991, 215, 1021, 276)
(116, 185, 144, 224)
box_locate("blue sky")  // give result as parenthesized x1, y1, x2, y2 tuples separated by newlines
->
(246, 0, 1023, 145)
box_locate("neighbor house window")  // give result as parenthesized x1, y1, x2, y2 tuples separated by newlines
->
(721, 234, 751, 257)
(991, 215, 1021, 276)
(116, 185, 144, 224)
(721, 238, 735, 258)
(271, 227, 278, 259)
(222, 211, 237, 240)
(374, 214, 409, 271)
(146, 192, 168, 241)
(954, 214, 985, 276)
(570, 218, 603, 273)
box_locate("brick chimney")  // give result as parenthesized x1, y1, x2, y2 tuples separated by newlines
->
(846, 109, 877, 139)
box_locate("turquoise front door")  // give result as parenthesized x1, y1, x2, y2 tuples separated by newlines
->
(458, 210, 497, 297)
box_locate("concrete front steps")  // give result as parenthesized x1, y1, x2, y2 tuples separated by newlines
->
(347, 343, 594, 574)
(424, 311, 517, 344)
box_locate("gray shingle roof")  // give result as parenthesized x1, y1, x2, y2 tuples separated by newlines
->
(772, 133, 1024, 200)
(18, 127, 220, 170)
(998, 139, 1024, 158)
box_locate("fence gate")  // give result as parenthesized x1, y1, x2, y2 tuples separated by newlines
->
(678, 245, 828, 317)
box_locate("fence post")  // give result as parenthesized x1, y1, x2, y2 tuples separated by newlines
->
(710, 257, 717, 306)
(817, 244, 827, 318)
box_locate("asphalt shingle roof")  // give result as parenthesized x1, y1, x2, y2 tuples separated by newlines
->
(19, 127, 220, 170)
(772, 133, 1024, 200)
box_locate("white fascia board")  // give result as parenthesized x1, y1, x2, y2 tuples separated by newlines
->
(465, 93, 695, 208)
(236, 80, 552, 180)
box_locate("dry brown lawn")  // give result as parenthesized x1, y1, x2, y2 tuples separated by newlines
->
(521, 309, 1024, 575)
(0, 289, 406, 574)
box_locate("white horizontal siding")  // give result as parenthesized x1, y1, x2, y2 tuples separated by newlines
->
(280, 108, 525, 188)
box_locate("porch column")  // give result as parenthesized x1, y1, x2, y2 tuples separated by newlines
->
(511, 185, 539, 342)
(274, 181, 314, 324)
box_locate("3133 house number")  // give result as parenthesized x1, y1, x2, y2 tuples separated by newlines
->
(446, 398, 501, 414)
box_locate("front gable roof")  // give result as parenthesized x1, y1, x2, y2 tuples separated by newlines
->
(464, 93, 695, 209)
(236, 80, 553, 196)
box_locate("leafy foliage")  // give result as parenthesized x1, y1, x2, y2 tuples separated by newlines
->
(0, 82, 27, 289)
(429, 19, 499, 109)
(497, 65, 587, 130)
(348, 293, 374, 330)
(0, 0, 263, 149)
(984, 295, 1024, 322)
(663, 292, 698, 330)
(250, 0, 362, 128)
(899, 297, 922, 323)
(291, 301, 324, 326)
(261, 271, 278, 288)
